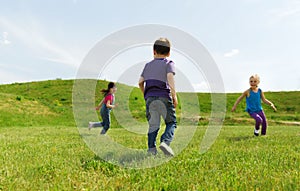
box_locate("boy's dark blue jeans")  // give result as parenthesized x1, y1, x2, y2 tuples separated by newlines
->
(146, 96, 177, 149)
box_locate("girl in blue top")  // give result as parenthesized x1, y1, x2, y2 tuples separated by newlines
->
(231, 74, 277, 136)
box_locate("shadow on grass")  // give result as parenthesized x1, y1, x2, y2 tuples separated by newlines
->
(81, 151, 170, 170)
(80, 133, 94, 138)
(228, 135, 255, 142)
(80, 155, 121, 176)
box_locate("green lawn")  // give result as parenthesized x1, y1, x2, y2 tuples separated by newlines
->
(0, 125, 299, 190)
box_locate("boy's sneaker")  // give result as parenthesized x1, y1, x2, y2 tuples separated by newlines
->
(88, 122, 93, 130)
(254, 129, 259, 136)
(147, 147, 158, 156)
(159, 142, 174, 156)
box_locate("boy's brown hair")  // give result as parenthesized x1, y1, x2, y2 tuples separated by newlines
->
(153, 38, 171, 55)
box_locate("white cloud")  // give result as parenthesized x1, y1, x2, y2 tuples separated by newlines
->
(0, 31, 11, 45)
(277, 7, 300, 18)
(268, 0, 300, 24)
(0, 17, 80, 68)
(192, 82, 210, 92)
(224, 49, 240, 58)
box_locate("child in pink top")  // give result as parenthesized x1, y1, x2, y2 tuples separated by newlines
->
(88, 82, 117, 134)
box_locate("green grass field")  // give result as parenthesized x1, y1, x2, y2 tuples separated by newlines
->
(0, 125, 299, 190)
(0, 80, 299, 190)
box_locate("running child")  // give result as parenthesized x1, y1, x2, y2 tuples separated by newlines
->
(139, 37, 178, 156)
(231, 74, 277, 136)
(88, 82, 117, 134)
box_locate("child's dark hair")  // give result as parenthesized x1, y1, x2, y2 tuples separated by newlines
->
(153, 38, 170, 55)
(101, 82, 115, 95)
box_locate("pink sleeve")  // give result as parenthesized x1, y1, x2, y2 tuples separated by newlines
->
(104, 94, 113, 104)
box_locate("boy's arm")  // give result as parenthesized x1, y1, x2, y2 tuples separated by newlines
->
(167, 73, 178, 108)
(138, 76, 145, 94)
(231, 91, 247, 112)
(260, 91, 277, 111)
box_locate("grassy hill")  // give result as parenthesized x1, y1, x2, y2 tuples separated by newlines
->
(0, 80, 299, 190)
(0, 80, 75, 127)
(0, 79, 299, 127)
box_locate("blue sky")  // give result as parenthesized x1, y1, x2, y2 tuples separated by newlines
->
(0, 0, 300, 92)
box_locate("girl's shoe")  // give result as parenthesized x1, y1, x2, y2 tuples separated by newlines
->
(88, 122, 93, 130)
(254, 129, 259, 136)
(100, 128, 106, 135)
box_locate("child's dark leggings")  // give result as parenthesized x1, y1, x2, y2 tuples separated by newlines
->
(249, 111, 267, 135)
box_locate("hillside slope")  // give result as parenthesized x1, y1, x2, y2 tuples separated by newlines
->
(0, 79, 299, 127)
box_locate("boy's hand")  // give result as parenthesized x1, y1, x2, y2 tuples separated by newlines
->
(95, 106, 101, 110)
(173, 96, 178, 108)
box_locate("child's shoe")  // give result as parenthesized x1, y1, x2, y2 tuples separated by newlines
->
(159, 142, 174, 156)
(100, 128, 106, 135)
(254, 129, 259, 136)
(88, 122, 93, 130)
(147, 147, 158, 156)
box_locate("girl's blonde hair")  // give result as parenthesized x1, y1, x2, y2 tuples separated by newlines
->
(247, 74, 260, 97)
(249, 74, 260, 83)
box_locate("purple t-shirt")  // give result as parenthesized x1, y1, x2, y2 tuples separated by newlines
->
(141, 58, 175, 99)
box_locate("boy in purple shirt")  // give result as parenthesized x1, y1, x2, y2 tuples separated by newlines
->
(138, 38, 178, 156)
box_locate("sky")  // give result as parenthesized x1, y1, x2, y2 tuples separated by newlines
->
(0, 0, 300, 92)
